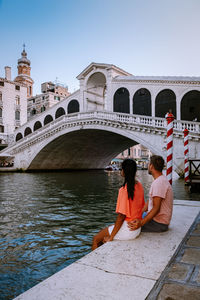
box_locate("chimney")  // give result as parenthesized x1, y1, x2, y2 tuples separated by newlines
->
(5, 66, 11, 81)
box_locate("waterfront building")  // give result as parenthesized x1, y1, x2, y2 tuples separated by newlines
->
(28, 81, 70, 120)
(117, 144, 151, 160)
(0, 66, 27, 145)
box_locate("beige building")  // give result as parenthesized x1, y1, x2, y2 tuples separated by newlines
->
(116, 144, 151, 168)
(28, 81, 70, 120)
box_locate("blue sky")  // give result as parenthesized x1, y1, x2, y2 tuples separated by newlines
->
(0, 0, 200, 94)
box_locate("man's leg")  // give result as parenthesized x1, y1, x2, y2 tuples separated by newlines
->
(141, 219, 168, 232)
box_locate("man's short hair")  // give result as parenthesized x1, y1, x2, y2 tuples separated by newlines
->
(150, 155, 165, 172)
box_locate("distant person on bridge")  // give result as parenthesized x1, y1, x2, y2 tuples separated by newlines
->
(128, 155, 173, 232)
(92, 159, 145, 250)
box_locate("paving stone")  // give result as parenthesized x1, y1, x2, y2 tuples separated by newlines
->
(193, 223, 200, 234)
(181, 248, 200, 264)
(157, 283, 200, 300)
(196, 269, 200, 284)
(186, 236, 200, 247)
(167, 263, 190, 281)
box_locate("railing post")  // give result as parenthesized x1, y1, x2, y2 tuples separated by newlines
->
(184, 128, 189, 183)
(166, 112, 174, 185)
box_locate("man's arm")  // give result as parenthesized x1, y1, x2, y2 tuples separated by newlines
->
(142, 200, 149, 213)
(128, 197, 162, 230)
(141, 196, 162, 226)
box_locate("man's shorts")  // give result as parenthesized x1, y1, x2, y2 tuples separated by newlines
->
(141, 219, 168, 232)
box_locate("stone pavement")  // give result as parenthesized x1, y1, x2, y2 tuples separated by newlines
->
(14, 200, 200, 300)
(147, 211, 200, 300)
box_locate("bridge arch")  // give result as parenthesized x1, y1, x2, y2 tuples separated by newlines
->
(55, 107, 66, 119)
(181, 90, 200, 121)
(113, 87, 130, 113)
(34, 121, 42, 131)
(16, 132, 23, 141)
(155, 89, 176, 118)
(133, 88, 151, 116)
(24, 127, 32, 137)
(67, 100, 80, 114)
(25, 122, 172, 172)
(44, 114, 53, 125)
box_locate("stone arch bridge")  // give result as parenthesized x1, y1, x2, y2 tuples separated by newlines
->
(1, 111, 200, 175)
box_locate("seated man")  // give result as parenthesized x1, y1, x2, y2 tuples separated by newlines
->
(129, 155, 173, 232)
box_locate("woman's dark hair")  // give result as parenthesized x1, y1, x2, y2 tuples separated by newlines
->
(121, 159, 137, 200)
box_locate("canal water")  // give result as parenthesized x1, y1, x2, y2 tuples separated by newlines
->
(0, 170, 199, 300)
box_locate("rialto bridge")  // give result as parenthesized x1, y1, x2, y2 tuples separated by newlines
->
(0, 63, 200, 174)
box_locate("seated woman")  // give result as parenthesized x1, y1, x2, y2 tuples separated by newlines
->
(92, 159, 145, 250)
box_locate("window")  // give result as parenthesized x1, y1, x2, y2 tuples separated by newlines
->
(128, 148, 131, 156)
(41, 106, 46, 112)
(0, 81, 4, 86)
(31, 109, 36, 115)
(15, 111, 20, 120)
(0, 92, 2, 101)
(0, 108, 2, 117)
(0, 125, 4, 133)
(15, 85, 20, 91)
(15, 96, 20, 105)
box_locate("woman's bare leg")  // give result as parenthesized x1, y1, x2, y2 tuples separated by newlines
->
(92, 227, 110, 250)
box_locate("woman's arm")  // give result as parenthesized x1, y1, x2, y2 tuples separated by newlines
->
(109, 213, 126, 241)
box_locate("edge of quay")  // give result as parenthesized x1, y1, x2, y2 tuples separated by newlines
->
(14, 200, 200, 300)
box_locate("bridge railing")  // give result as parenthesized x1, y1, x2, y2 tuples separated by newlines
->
(8, 111, 200, 149)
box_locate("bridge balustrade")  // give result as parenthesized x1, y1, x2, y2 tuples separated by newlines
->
(13, 111, 200, 145)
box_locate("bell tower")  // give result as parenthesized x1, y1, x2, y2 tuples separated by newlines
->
(15, 44, 34, 97)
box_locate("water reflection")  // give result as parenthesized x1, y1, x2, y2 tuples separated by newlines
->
(0, 170, 199, 299)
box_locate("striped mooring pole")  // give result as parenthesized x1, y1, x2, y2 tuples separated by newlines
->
(184, 128, 189, 183)
(166, 112, 174, 185)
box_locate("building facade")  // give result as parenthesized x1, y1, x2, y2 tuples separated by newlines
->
(0, 66, 27, 144)
(28, 82, 70, 120)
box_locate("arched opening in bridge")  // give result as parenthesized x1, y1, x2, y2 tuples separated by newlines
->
(16, 132, 23, 141)
(34, 121, 42, 131)
(24, 127, 32, 137)
(86, 72, 106, 110)
(181, 90, 200, 121)
(133, 88, 151, 116)
(155, 89, 176, 118)
(28, 129, 138, 170)
(55, 107, 66, 119)
(67, 100, 80, 114)
(113, 88, 130, 113)
(44, 115, 53, 125)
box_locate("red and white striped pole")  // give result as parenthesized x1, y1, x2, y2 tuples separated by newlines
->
(184, 128, 189, 183)
(166, 112, 174, 185)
